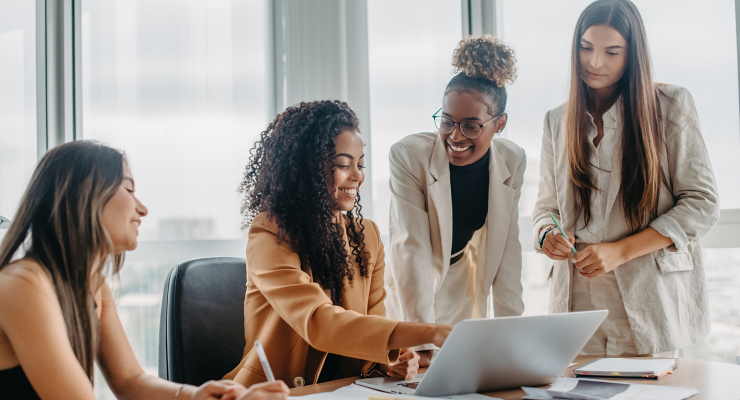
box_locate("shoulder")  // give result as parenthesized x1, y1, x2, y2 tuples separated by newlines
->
(492, 136, 525, 159)
(390, 132, 438, 161)
(656, 83, 697, 115)
(249, 212, 280, 236)
(0, 259, 56, 301)
(546, 102, 568, 123)
(0, 259, 61, 329)
(492, 137, 526, 173)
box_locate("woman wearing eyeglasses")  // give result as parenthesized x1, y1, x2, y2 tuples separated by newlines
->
(385, 35, 525, 365)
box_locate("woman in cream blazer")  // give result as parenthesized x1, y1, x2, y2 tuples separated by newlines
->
(385, 37, 525, 361)
(534, 0, 719, 355)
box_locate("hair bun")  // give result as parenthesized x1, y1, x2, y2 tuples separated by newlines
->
(452, 34, 517, 87)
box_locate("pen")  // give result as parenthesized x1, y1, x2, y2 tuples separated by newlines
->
(253, 340, 275, 382)
(549, 212, 577, 255)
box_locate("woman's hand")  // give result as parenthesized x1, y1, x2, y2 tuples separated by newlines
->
(235, 381, 290, 400)
(417, 350, 433, 367)
(431, 324, 452, 348)
(385, 348, 420, 380)
(574, 242, 628, 279)
(542, 229, 575, 261)
(185, 380, 247, 400)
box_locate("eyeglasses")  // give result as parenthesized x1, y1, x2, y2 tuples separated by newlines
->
(432, 108, 503, 139)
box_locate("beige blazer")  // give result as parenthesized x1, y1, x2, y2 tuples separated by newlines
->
(385, 132, 526, 330)
(533, 84, 720, 354)
(224, 213, 400, 388)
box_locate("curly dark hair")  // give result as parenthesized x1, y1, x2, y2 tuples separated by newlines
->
(239, 100, 368, 305)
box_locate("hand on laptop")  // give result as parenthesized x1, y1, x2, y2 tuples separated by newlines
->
(384, 348, 420, 380)
(417, 350, 433, 367)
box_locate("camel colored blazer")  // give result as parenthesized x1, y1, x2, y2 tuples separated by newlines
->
(385, 132, 526, 331)
(224, 213, 400, 388)
(532, 84, 720, 354)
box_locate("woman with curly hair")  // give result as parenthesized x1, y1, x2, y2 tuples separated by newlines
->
(385, 35, 526, 366)
(224, 100, 452, 388)
(534, 0, 718, 356)
(0, 141, 288, 400)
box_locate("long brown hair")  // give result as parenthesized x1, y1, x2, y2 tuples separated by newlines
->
(567, 0, 664, 233)
(0, 141, 126, 380)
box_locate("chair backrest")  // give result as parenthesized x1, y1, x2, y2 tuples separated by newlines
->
(158, 257, 247, 385)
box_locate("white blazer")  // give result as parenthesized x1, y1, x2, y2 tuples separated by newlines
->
(532, 84, 720, 354)
(385, 132, 526, 330)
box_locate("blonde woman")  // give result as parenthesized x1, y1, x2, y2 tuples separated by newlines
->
(534, 0, 719, 356)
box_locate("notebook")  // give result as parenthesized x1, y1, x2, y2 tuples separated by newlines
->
(574, 358, 677, 379)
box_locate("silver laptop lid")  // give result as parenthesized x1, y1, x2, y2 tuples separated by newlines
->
(415, 310, 608, 397)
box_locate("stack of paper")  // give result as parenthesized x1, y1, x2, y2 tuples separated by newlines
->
(522, 377, 698, 400)
(574, 358, 677, 379)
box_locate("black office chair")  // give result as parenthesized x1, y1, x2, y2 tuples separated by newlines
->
(158, 257, 248, 385)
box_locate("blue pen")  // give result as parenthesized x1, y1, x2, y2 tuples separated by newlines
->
(549, 212, 577, 255)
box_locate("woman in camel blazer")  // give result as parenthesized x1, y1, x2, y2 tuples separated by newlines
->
(225, 100, 451, 388)
(224, 213, 398, 387)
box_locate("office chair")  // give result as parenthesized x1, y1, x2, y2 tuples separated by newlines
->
(158, 257, 247, 385)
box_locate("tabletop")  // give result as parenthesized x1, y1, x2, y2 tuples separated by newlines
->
(290, 355, 740, 399)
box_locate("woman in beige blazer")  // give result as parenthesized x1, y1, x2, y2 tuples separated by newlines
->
(534, 0, 719, 356)
(225, 100, 452, 388)
(385, 36, 526, 365)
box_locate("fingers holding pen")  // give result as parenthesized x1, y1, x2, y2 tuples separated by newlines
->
(543, 229, 576, 260)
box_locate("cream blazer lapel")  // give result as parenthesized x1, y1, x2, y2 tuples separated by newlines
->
(426, 135, 453, 290)
(479, 143, 514, 294)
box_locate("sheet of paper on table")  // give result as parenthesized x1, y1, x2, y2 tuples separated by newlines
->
(522, 377, 698, 400)
(290, 383, 498, 400)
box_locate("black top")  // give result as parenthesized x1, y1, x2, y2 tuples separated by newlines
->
(449, 149, 490, 256)
(0, 365, 42, 399)
(317, 353, 342, 383)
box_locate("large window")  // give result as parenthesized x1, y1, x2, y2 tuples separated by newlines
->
(499, 0, 740, 363)
(81, 1, 267, 397)
(367, 0, 463, 236)
(0, 1, 36, 233)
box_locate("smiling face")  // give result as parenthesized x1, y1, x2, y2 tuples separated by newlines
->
(101, 163, 148, 253)
(330, 129, 365, 213)
(440, 90, 506, 166)
(579, 24, 629, 98)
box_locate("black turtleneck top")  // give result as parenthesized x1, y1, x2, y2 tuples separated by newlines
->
(449, 149, 490, 256)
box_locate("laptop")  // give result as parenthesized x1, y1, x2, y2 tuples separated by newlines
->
(356, 310, 608, 397)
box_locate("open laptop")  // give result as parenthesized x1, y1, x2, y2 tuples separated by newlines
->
(356, 310, 608, 397)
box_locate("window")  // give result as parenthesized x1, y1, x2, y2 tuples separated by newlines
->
(80, 1, 267, 397)
(0, 1, 36, 233)
(367, 0, 463, 236)
(498, 0, 740, 363)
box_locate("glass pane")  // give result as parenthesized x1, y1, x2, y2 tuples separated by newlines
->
(683, 248, 740, 364)
(0, 1, 37, 237)
(367, 0, 462, 236)
(81, 1, 267, 397)
(499, 0, 740, 216)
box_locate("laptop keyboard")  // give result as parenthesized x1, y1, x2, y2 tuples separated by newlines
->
(397, 382, 420, 389)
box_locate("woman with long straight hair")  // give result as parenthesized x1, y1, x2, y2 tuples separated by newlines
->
(533, 0, 719, 356)
(0, 141, 289, 399)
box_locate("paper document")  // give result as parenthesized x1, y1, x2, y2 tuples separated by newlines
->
(522, 377, 697, 400)
(575, 358, 677, 378)
(290, 383, 497, 400)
